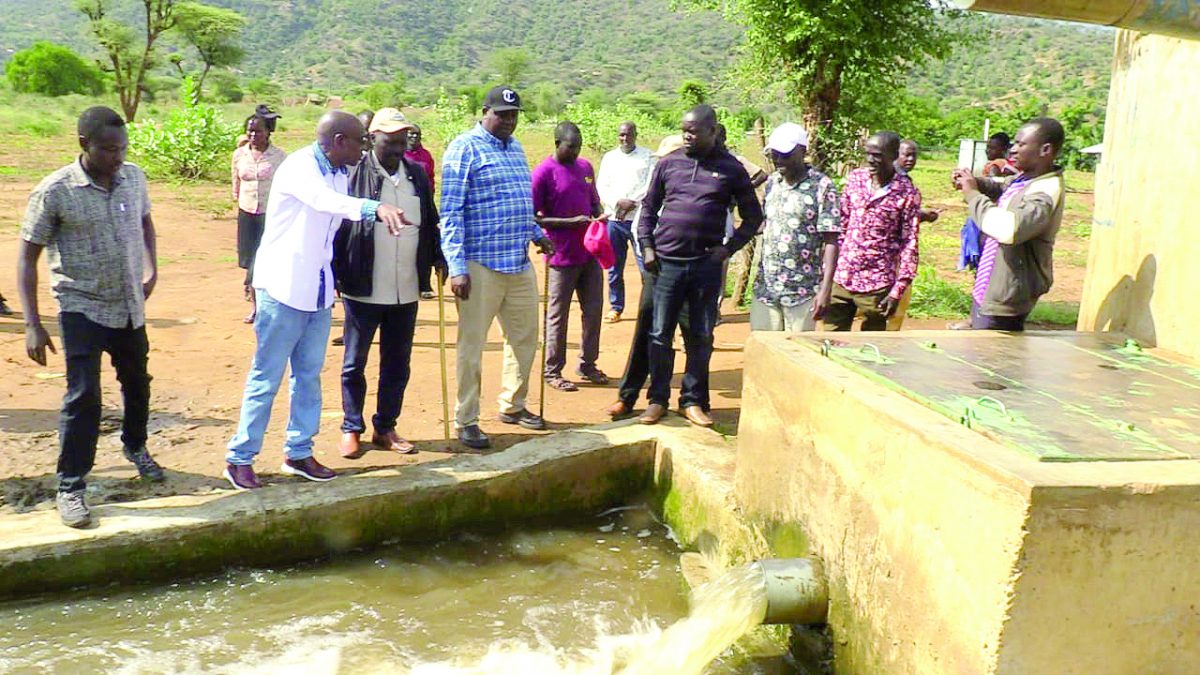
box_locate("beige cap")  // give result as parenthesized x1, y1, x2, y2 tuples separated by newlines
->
(655, 134, 685, 157)
(369, 107, 416, 134)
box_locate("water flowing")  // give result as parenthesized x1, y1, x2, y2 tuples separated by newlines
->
(413, 563, 769, 675)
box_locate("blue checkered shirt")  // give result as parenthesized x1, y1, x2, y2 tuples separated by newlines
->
(440, 124, 544, 277)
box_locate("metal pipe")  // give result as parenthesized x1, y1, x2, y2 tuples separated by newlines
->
(752, 557, 829, 625)
(950, 0, 1200, 41)
(681, 554, 829, 625)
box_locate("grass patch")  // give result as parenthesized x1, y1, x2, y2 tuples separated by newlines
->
(908, 265, 972, 319)
(1028, 301, 1079, 326)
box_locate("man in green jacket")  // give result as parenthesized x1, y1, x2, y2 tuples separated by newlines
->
(952, 117, 1065, 331)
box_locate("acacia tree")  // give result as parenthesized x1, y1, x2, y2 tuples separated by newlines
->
(690, 0, 963, 166)
(486, 47, 533, 87)
(170, 2, 246, 100)
(76, 0, 181, 121)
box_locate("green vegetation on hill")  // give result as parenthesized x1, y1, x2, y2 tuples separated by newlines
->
(0, 3, 1111, 107)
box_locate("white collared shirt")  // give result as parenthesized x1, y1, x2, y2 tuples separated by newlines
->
(596, 145, 654, 216)
(252, 144, 371, 311)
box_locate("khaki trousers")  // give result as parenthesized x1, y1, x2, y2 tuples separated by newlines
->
(454, 261, 539, 427)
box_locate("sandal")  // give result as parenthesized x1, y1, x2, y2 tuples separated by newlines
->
(545, 376, 578, 392)
(604, 310, 621, 323)
(243, 311, 256, 324)
(576, 368, 610, 385)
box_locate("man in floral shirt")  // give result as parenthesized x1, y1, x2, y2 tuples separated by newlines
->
(752, 123, 841, 332)
(824, 131, 921, 331)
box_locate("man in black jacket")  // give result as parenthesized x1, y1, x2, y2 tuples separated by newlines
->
(332, 108, 444, 458)
(637, 105, 763, 427)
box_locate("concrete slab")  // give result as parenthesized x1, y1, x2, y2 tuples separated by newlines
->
(0, 420, 759, 605)
(0, 425, 660, 599)
(736, 332, 1200, 674)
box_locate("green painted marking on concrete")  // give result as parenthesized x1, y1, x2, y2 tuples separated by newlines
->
(1173, 407, 1200, 418)
(1063, 342, 1200, 391)
(1102, 395, 1129, 408)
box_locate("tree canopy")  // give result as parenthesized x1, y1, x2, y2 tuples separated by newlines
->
(692, 0, 964, 164)
(4, 42, 105, 96)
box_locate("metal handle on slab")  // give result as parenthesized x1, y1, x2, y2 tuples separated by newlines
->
(975, 396, 1009, 417)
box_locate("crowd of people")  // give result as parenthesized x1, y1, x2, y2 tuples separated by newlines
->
(13, 85, 1067, 527)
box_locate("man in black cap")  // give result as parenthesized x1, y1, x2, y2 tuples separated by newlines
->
(440, 84, 555, 450)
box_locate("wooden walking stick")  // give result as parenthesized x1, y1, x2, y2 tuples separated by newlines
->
(539, 256, 550, 420)
(436, 270, 451, 442)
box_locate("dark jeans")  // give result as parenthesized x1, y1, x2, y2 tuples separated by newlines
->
(606, 220, 635, 313)
(823, 284, 890, 331)
(970, 303, 1028, 331)
(340, 298, 418, 434)
(617, 268, 692, 406)
(58, 312, 151, 493)
(544, 260, 604, 378)
(647, 257, 721, 410)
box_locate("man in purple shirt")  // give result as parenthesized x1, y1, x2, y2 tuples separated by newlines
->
(533, 121, 606, 391)
(637, 105, 763, 427)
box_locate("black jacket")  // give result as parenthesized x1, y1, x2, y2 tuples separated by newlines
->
(332, 152, 443, 298)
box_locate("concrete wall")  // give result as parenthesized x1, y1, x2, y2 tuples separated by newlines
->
(736, 334, 1200, 673)
(1078, 30, 1200, 359)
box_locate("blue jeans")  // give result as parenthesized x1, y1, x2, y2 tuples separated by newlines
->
(606, 220, 635, 313)
(647, 257, 721, 409)
(226, 290, 332, 465)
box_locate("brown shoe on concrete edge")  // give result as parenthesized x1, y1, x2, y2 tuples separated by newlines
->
(607, 400, 634, 420)
(681, 405, 714, 428)
(339, 431, 365, 459)
(372, 429, 417, 454)
(639, 403, 667, 425)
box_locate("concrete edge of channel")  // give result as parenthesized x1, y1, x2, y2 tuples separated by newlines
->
(0, 420, 745, 600)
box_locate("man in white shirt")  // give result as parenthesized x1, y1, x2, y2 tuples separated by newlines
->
(224, 111, 410, 490)
(596, 121, 653, 323)
(331, 109, 444, 459)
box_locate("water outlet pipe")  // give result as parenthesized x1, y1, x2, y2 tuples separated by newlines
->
(753, 557, 829, 625)
(950, 0, 1200, 41)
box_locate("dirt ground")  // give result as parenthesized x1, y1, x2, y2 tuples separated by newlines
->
(0, 178, 767, 514)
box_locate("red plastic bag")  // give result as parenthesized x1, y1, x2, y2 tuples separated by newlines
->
(584, 218, 616, 270)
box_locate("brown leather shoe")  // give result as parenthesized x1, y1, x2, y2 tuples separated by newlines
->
(606, 400, 634, 420)
(681, 405, 714, 428)
(639, 403, 667, 425)
(372, 429, 417, 454)
(339, 432, 365, 459)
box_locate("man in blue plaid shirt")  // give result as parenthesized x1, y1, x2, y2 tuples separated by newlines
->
(441, 85, 555, 450)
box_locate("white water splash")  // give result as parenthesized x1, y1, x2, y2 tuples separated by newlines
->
(410, 563, 768, 675)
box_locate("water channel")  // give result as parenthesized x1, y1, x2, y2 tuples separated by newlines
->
(0, 508, 788, 673)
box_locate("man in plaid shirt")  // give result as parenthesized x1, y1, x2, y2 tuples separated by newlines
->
(440, 85, 555, 450)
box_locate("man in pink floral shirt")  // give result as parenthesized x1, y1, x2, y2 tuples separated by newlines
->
(824, 131, 920, 331)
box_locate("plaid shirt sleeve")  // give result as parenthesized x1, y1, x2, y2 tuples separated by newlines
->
(439, 138, 472, 277)
(20, 178, 60, 246)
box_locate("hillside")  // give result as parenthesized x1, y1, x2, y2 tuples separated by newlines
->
(0, 1, 1113, 108)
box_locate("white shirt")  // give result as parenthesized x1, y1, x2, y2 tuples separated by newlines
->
(596, 145, 654, 217)
(344, 165, 422, 305)
(253, 144, 370, 311)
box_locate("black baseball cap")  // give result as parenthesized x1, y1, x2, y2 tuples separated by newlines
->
(482, 85, 522, 112)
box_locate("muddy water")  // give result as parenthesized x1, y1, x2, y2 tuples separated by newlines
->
(0, 508, 785, 673)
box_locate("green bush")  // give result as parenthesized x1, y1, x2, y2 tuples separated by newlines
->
(907, 265, 973, 319)
(5, 42, 104, 96)
(129, 77, 238, 180)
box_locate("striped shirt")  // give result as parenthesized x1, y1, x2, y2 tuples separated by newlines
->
(439, 124, 545, 277)
(972, 175, 1031, 306)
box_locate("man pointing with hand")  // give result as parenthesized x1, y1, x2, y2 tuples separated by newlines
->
(440, 85, 555, 450)
(224, 110, 412, 490)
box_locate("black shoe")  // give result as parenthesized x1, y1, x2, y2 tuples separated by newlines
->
(0, 298, 12, 316)
(498, 409, 546, 430)
(458, 424, 491, 450)
(123, 446, 165, 482)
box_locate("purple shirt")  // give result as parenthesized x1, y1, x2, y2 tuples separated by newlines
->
(531, 156, 601, 267)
